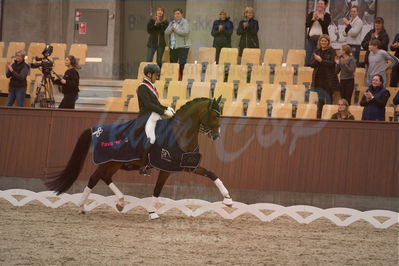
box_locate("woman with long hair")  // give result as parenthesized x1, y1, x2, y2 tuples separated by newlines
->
(331, 98, 354, 120)
(335, 44, 356, 104)
(146, 7, 168, 68)
(54, 55, 80, 109)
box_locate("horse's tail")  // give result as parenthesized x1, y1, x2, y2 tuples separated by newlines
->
(45, 128, 92, 195)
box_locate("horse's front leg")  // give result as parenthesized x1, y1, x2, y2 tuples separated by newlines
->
(148, 170, 170, 220)
(193, 166, 233, 207)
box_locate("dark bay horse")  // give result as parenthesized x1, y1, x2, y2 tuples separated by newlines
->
(45, 97, 233, 219)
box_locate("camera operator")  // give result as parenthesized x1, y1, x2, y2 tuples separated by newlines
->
(53, 55, 80, 109)
(6, 50, 30, 107)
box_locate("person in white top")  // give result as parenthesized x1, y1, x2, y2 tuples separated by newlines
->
(342, 5, 363, 65)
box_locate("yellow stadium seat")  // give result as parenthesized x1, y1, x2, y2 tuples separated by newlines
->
(27, 42, 46, 61)
(247, 102, 268, 117)
(284, 85, 306, 103)
(387, 87, 399, 106)
(348, 105, 364, 120)
(297, 66, 313, 86)
(53, 60, 67, 76)
(214, 82, 234, 102)
(236, 84, 258, 103)
(0, 77, 10, 93)
(182, 63, 201, 82)
(272, 103, 293, 118)
(228, 64, 248, 84)
(219, 48, 238, 65)
(104, 97, 125, 112)
(121, 79, 140, 101)
(250, 65, 270, 84)
(386, 107, 395, 122)
(50, 43, 67, 61)
(166, 80, 188, 100)
(160, 63, 179, 81)
(162, 47, 170, 63)
(69, 43, 88, 65)
(260, 83, 281, 103)
(274, 66, 294, 85)
(263, 49, 283, 66)
(198, 47, 216, 64)
(359, 50, 366, 65)
(204, 63, 224, 82)
(186, 47, 195, 63)
(6, 42, 25, 62)
(286, 49, 306, 66)
(309, 91, 319, 104)
(0, 42, 4, 58)
(154, 80, 167, 99)
(190, 82, 211, 99)
(241, 48, 261, 65)
(0, 58, 7, 77)
(354, 68, 367, 87)
(127, 95, 139, 113)
(321, 104, 336, 119)
(296, 103, 317, 119)
(222, 101, 243, 116)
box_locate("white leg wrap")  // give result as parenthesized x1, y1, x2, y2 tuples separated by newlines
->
(109, 183, 124, 199)
(214, 179, 229, 198)
(145, 112, 161, 144)
(78, 186, 91, 206)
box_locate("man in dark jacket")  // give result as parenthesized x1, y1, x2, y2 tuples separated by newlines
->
(137, 64, 175, 175)
(6, 50, 30, 107)
(211, 11, 233, 64)
(360, 74, 390, 121)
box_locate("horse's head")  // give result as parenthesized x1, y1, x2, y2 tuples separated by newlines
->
(199, 96, 222, 140)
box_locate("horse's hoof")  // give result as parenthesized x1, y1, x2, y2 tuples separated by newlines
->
(78, 206, 86, 214)
(223, 197, 233, 207)
(149, 212, 160, 220)
(116, 203, 124, 212)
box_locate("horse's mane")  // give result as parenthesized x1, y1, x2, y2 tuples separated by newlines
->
(172, 97, 210, 118)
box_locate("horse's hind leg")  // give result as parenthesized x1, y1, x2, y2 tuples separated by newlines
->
(100, 162, 125, 212)
(148, 170, 170, 220)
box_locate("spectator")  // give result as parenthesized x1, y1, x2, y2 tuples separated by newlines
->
(165, 8, 191, 81)
(146, 7, 168, 68)
(335, 44, 356, 104)
(237, 7, 259, 57)
(361, 17, 389, 67)
(6, 50, 29, 107)
(342, 5, 363, 64)
(360, 74, 390, 121)
(366, 39, 398, 87)
(331, 98, 354, 120)
(305, 0, 331, 67)
(389, 33, 399, 87)
(54, 55, 80, 109)
(393, 90, 399, 105)
(310, 34, 338, 118)
(211, 10, 233, 64)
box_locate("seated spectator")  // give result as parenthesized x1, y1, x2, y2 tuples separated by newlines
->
(211, 10, 233, 64)
(335, 44, 356, 104)
(360, 74, 390, 121)
(389, 33, 399, 87)
(6, 50, 30, 107)
(366, 39, 398, 87)
(331, 98, 354, 120)
(237, 7, 259, 57)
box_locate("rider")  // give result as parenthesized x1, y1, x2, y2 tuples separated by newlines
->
(137, 64, 175, 175)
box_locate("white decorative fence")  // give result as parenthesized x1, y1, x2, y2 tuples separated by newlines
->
(1, 189, 398, 229)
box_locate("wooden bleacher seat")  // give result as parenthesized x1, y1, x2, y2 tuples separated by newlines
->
(348, 105, 364, 120)
(297, 66, 313, 86)
(286, 49, 306, 67)
(198, 47, 216, 64)
(121, 79, 140, 101)
(274, 66, 294, 85)
(104, 97, 125, 112)
(354, 68, 367, 87)
(263, 49, 283, 67)
(160, 63, 179, 81)
(182, 63, 201, 82)
(69, 44, 88, 65)
(190, 82, 211, 99)
(272, 103, 293, 118)
(27, 42, 46, 61)
(227, 64, 248, 84)
(165, 80, 188, 100)
(386, 107, 395, 122)
(214, 82, 234, 102)
(127, 95, 139, 113)
(222, 100, 243, 116)
(236, 84, 257, 103)
(296, 103, 317, 119)
(50, 43, 67, 61)
(284, 85, 306, 103)
(260, 84, 281, 103)
(6, 42, 25, 62)
(241, 48, 261, 66)
(250, 65, 270, 85)
(247, 102, 267, 117)
(204, 63, 224, 83)
(321, 104, 336, 119)
(219, 48, 238, 65)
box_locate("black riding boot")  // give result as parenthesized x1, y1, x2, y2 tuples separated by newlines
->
(139, 138, 153, 176)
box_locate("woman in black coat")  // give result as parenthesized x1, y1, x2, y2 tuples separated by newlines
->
(54, 55, 80, 109)
(311, 34, 338, 118)
(237, 7, 259, 57)
(211, 10, 233, 64)
(146, 7, 168, 68)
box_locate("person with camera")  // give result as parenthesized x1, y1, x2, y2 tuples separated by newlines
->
(146, 7, 168, 68)
(237, 7, 259, 58)
(211, 10, 233, 64)
(53, 55, 80, 109)
(335, 44, 356, 104)
(360, 74, 390, 121)
(6, 50, 30, 107)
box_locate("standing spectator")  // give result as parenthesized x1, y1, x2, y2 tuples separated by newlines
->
(342, 5, 363, 64)
(331, 98, 354, 120)
(360, 74, 390, 121)
(335, 44, 356, 104)
(211, 10, 233, 64)
(6, 50, 29, 107)
(366, 39, 398, 87)
(389, 33, 399, 87)
(146, 7, 168, 68)
(393, 90, 399, 105)
(361, 17, 389, 67)
(311, 34, 339, 118)
(305, 0, 331, 67)
(54, 56, 80, 109)
(165, 8, 191, 81)
(237, 7, 259, 57)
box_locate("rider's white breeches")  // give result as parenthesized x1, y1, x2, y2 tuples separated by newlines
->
(145, 112, 161, 144)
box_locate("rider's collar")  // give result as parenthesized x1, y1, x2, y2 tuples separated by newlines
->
(144, 77, 155, 87)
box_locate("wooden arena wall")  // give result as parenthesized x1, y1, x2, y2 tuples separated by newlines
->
(0, 107, 398, 197)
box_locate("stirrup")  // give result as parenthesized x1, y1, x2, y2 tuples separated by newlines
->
(139, 165, 152, 176)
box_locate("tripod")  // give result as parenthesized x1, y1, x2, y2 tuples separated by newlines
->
(33, 72, 55, 108)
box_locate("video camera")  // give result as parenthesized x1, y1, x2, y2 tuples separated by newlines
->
(31, 45, 54, 76)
